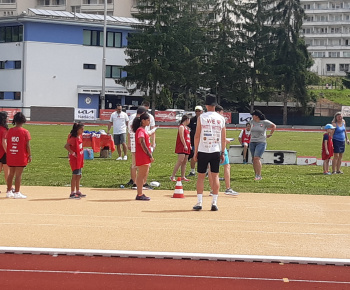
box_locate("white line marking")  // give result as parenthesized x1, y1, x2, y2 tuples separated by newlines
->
(0, 269, 349, 284)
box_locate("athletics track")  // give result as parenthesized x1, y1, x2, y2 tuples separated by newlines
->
(0, 186, 349, 289)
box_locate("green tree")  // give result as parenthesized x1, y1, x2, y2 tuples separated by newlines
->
(270, 0, 313, 124)
(206, 0, 250, 110)
(342, 72, 350, 89)
(239, 0, 277, 113)
(122, 0, 177, 113)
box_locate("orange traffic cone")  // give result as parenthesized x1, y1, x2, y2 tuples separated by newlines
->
(172, 177, 185, 198)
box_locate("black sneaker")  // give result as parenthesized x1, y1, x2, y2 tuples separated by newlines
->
(143, 183, 154, 190)
(187, 172, 196, 177)
(211, 204, 218, 211)
(193, 203, 202, 211)
(69, 193, 80, 199)
(131, 184, 137, 190)
(219, 177, 225, 181)
(126, 179, 134, 186)
(135, 194, 150, 201)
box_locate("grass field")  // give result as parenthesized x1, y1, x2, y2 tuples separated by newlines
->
(3, 124, 350, 196)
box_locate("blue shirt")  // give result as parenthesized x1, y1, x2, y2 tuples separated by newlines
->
(333, 122, 346, 141)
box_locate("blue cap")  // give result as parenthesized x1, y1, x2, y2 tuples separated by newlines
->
(324, 124, 335, 130)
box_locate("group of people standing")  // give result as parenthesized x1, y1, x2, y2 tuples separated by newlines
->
(322, 112, 349, 175)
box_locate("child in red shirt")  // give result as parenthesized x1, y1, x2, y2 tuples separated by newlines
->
(170, 115, 191, 182)
(6, 112, 31, 199)
(322, 124, 335, 175)
(132, 113, 154, 201)
(64, 122, 85, 199)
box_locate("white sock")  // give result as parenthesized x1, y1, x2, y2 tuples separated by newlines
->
(191, 168, 195, 173)
(197, 194, 203, 204)
(212, 194, 218, 205)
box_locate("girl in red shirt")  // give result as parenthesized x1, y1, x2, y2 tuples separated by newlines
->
(6, 112, 31, 199)
(64, 122, 84, 199)
(0, 112, 9, 194)
(170, 115, 191, 182)
(132, 113, 154, 201)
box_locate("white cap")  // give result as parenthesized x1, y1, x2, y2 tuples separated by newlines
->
(195, 106, 203, 111)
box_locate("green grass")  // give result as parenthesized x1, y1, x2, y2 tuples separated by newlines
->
(3, 124, 350, 196)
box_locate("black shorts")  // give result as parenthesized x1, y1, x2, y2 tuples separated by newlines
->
(197, 152, 221, 174)
(0, 153, 7, 165)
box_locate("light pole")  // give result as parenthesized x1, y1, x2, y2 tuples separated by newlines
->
(101, 0, 107, 110)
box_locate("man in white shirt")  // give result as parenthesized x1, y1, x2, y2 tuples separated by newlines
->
(193, 94, 226, 211)
(107, 104, 129, 160)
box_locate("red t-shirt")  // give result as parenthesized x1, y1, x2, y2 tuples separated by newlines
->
(6, 127, 31, 167)
(175, 125, 191, 155)
(0, 126, 8, 159)
(67, 135, 84, 171)
(135, 127, 151, 166)
(241, 129, 251, 144)
(322, 133, 334, 160)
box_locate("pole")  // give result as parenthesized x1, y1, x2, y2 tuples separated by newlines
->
(101, 0, 107, 110)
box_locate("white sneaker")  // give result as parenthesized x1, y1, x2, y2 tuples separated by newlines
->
(116, 157, 122, 160)
(6, 191, 14, 198)
(225, 188, 239, 196)
(123, 155, 128, 160)
(14, 192, 27, 199)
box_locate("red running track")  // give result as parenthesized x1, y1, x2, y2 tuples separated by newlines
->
(1, 254, 350, 290)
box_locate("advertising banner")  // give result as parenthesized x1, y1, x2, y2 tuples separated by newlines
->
(99, 109, 114, 120)
(75, 108, 96, 120)
(0, 108, 21, 120)
(341, 106, 350, 117)
(155, 111, 177, 122)
(239, 113, 252, 124)
(222, 112, 231, 124)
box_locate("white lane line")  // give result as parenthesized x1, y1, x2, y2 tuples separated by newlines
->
(0, 269, 349, 285)
(0, 212, 350, 227)
(0, 221, 348, 236)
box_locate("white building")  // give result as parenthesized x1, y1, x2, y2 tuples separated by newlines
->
(0, 0, 134, 18)
(0, 9, 143, 120)
(301, 0, 350, 76)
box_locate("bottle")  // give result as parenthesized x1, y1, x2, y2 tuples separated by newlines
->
(120, 185, 124, 188)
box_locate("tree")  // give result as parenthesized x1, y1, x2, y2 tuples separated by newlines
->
(270, 0, 313, 124)
(122, 0, 177, 113)
(342, 71, 350, 89)
(239, 0, 278, 113)
(205, 0, 250, 110)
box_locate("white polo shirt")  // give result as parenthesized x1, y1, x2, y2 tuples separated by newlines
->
(109, 111, 129, 135)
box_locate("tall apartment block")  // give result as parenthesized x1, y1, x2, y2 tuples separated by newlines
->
(301, 0, 350, 76)
(0, 0, 135, 17)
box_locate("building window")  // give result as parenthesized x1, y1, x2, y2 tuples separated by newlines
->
(83, 63, 96, 69)
(82, 0, 113, 4)
(14, 61, 21, 69)
(0, 25, 23, 43)
(106, 65, 122, 79)
(340, 64, 350, 72)
(312, 52, 325, 58)
(0, 0, 16, 3)
(107, 32, 122, 48)
(0, 92, 21, 100)
(326, 64, 336, 72)
(83, 29, 103, 46)
(328, 52, 340, 57)
(14, 92, 21, 100)
(0, 61, 4, 69)
(344, 52, 350, 57)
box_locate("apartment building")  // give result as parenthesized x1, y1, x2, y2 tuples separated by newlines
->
(301, 0, 350, 76)
(0, 0, 134, 18)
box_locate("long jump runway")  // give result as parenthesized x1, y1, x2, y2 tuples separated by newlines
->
(0, 186, 350, 288)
